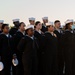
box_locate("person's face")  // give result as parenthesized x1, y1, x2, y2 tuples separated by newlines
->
(68, 24, 72, 29)
(36, 23, 42, 30)
(63, 26, 66, 30)
(55, 22, 61, 28)
(29, 20, 35, 25)
(19, 23, 25, 31)
(27, 28, 34, 36)
(70, 22, 73, 25)
(43, 19, 48, 24)
(14, 21, 19, 27)
(48, 25, 54, 32)
(67, 22, 73, 30)
(3, 26, 9, 34)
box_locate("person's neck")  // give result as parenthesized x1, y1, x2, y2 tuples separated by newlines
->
(27, 35, 33, 37)
(30, 23, 34, 25)
(43, 22, 46, 25)
(19, 29, 24, 33)
(48, 31, 53, 33)
(67, 28, 71, 31)
(35, 28, 40, 31)
(2, 32, 9, 35)
(14, 25, 18, 28)
(50, 31, 53, 34)
(55, 27, 60, 30)
(35, 29, 41, 34)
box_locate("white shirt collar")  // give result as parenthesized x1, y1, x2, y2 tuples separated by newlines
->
(6, 34, 9, 37)
(55, 28, 61, 33)
(18, 30, 25, 35)
(42, 23, 46, 27)
(36, 30, 41, 34)
(26, 35, 34, 40)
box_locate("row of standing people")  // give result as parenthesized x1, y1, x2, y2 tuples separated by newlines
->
(0, 17, 75, 75)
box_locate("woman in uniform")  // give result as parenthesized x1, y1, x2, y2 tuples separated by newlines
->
(44, 22, 58, 75)
(17, 25, 39, 75)
(34, 21, 45, 75)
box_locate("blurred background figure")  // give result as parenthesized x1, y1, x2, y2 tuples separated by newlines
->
(0, 20, 4, 33)
(29, 17, 35, 25)
(41, 17, 48, 33)
(9, 19, 20, 36)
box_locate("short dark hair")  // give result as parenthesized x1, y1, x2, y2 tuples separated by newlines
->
(2, 24, 9, 29)
(35, 21, 40, 26)
(54, 20, 60, 24)
(19, 22, 24, 27)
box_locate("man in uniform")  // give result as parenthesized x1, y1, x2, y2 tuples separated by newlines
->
(12, 22, 25, 75)
(54, 20, 64, 75)
(41, 17, 48, 33)
(0, 20, 4, 33)
(29, 17, 35, 25)
(9, 19, 20, 36)
(10, 18, 20, 75)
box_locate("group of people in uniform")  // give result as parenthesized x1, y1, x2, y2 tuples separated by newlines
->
(0, 17, 75, 75)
